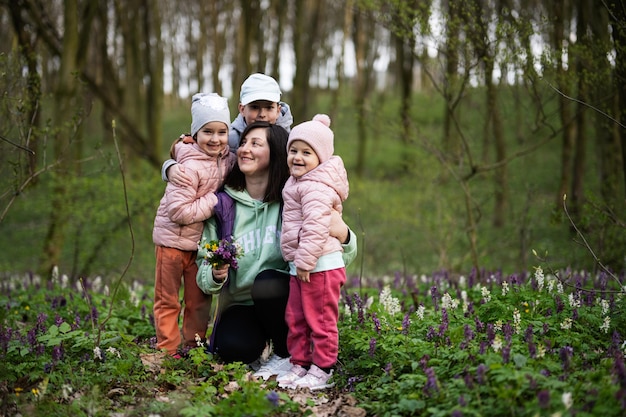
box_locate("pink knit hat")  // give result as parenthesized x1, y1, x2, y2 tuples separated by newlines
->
(287, 114, 334, 163)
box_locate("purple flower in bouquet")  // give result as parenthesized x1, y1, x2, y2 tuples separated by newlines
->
(200, 237, 244, 270)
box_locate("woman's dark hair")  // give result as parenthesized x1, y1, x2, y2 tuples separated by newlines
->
(225, 121, 290, 203)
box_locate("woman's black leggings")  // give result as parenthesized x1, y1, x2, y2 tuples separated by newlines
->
(211, 269, 290, 364)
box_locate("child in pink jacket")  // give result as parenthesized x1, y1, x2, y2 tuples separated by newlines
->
(277, 114, 349, 390)
(152, 93, 236, 356)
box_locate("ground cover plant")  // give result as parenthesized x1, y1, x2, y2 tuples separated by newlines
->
(1, 260, 624, 416)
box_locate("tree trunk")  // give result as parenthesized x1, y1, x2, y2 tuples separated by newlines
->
(396, 31, 415, 173)
(609, 0, 626, 197)
(40, 0, 81, 278)
(442, 1, 461, 166)
(144, 0, 163, 159)
(291, 0, 322, 123)
(552, 0, 574, 211)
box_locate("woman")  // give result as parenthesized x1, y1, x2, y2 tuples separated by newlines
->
(196, 121, 357, 381)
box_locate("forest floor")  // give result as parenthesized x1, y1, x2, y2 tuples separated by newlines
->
(140, 352, 367, 417)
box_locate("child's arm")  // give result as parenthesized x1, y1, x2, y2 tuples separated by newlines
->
(165, 168, 218, 225)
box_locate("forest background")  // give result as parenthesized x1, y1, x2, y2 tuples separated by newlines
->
(0, 0, 625, 284)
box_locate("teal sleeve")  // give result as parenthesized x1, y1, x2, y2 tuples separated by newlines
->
(196, 219, 225, 294)
(341, 229, 357, 267)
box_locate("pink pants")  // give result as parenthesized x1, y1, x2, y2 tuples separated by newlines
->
(285, 267, 346, 369)
(154, 246, 212, 355)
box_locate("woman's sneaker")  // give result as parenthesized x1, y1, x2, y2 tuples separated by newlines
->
(276, 364, 308, 388)
(293, 364, 334, 391)
(253, 354, 292, 381)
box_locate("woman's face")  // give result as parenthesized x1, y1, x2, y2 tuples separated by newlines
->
(237, 127, 271, 177)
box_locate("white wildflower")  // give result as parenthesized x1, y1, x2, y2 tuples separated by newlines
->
(61, 384, 73, 400)
(106, 347, 121, 359)
(562, 392, 573, 410)
(557, 281, 564, 294)
(568, 293, 580, 308)
(441, 293, 459, 310)
(600, 299, 609, 315)
(535, 266, 545, 292)
(547, 278, 555, 293)
(344, 304, 352, 316)
(600, 316, 610, 334)
(94, 346, 103, 361)
(536, 344, 546, 358)
(513, 308, 521, 334)
(501, 281, 509, 296)
(492, 335, 503, 352)
(416, 305, 426, 320)
(92, 276, 102, 293)
(560, 318, 573, 330)
(458, 275, 466, 288)
(494, 320, 503, 332)
(481, 286, 491, 303)
(380, 286, 401, 316)
(195, 333, 205, 347)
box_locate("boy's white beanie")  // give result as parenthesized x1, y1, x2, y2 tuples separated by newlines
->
(287, 114, 334, 163)
(191, 93, 231, 137)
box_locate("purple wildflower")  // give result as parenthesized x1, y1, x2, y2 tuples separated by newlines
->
(423, 367, 439, 395)
(525, 325, 534, 344)
(384, 362, 392, 374)
(402, 312, 410, 335)
(54, 314, 63, 327)
(474, 316, 484, 333)
(459, 394, 467, 406)
(486, 323, 495, 344)
(614, 354, 626, 388)
(560, 346, 573, 372)
(438, 308, 449, 337)
(431, 285, 439, 311)
(52, 345, 64, 361)
(502, 343, 511, 364)
(537, 389, 550, 409)
(266, 391, 280, 407)
(426, 326, 436, 341)
(369, 337, 377, 357)
(451, 411, 463, 417)
(464, 324, 475, 342)
(372, 313, 381, 334)
(476, 363, 488, 384)
(555, 295, 564, 314)
(479, 341, 488, 354)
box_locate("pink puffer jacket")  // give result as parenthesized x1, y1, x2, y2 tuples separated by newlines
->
(281, 156, 349, 271)
(153, 142, 236, 251)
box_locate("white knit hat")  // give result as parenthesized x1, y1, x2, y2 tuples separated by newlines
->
(239, 73, 282, 105)
(191, 93, 231, 137)
(287, 114, 334, 163)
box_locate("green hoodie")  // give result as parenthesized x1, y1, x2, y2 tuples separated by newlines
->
(196, 185, 357, 308)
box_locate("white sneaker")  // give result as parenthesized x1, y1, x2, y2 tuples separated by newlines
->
(276, 364, 308, 388)
(253, 354, 292, 381)
(293, 364, 334, 391)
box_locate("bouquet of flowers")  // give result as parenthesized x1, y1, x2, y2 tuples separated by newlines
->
(199, 237, 244, 270)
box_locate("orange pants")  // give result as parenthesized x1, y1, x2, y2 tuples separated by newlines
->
(154, 246, 212, 355)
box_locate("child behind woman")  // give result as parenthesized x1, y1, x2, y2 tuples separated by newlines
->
(277, 114, 349, 390)
(152, 93, 236, 356)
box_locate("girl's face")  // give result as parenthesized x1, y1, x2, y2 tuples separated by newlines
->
(237, 127, 271, 177)
(287, 140, 320, 178)
(239, 100, 281, 125)
(196, 121, 229, 157)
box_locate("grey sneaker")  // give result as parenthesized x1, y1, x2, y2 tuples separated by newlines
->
(276, 364, 308, 388)
(293, 364, 334, 391)
(253, 354, 292, 381)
